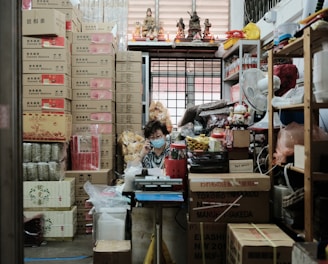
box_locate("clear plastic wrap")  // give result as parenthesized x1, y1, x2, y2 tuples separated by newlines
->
(83, 181, 130, 213)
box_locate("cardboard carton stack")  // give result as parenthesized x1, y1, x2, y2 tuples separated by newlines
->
(70, 29, 116, 172)
(187, 173, 271, 264)
(21, 4, 82, 241)
(115, 51, 143, 135)
(115, 51, 143, 172)
(31, 0, 82, 34)
(65, 169, 113, 235)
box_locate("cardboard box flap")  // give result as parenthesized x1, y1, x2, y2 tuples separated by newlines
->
(94, 240, 131, 252)
(189, 173, 271, 192)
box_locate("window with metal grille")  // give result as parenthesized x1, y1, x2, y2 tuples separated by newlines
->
(150, 58, 221, 127)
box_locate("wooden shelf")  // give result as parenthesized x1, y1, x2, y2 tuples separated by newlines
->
(268, 27, 328, 242)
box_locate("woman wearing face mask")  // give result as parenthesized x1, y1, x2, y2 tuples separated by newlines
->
(138, 120, 170, 169)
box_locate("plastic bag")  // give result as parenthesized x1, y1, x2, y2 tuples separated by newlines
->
(83, 181, 129, 213)
(274, 122, 328, 165)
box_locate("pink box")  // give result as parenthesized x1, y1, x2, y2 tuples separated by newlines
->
(72, 123, 113, 135)
(72, 77, 115, 90)
(72, 32, 115, 44)
(72, 89, 113, 100)
(72, 43, 115, 55)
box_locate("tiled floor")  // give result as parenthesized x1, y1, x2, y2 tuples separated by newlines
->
(24, 235, 94, 264)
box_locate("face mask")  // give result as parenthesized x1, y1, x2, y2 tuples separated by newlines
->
(151, 137, 165, 149)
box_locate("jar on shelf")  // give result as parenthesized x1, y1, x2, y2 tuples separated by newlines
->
(169, 143, 186, 160)
(209, 132, 225, 152)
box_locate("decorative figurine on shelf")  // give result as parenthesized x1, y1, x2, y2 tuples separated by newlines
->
(157, 21, 166, 41)
(203, 18, 213, 40)
(133, 21, 141, 40)
(228, 102, 251, 126)
(187, 10, 201, 40)
(175, 17, 185, 39)
(142, 8, 156, 38)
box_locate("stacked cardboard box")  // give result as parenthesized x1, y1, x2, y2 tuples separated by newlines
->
(22, 9, 72, 142)
(22, 7, 78, 241)
(115, 51, 143, 135)
(70, 30, 116, 171)
(23, 178, 77, 240)
(187, 173, 271, 264)
(65, 169, 113, 234)
(115, 51, 143, 172)
(31, 0, 82, 34)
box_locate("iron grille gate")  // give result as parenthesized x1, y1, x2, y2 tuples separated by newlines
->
(150, 57, 222, 127)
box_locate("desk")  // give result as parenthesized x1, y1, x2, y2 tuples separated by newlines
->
(135, 191, 184, 264)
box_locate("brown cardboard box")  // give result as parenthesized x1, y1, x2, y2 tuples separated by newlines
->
(188, 173, 270, 223)
(23, 85, 72, 99)
(116, 124, 142, 135)
(23, 112, 72, 142)
(72, 54, 114, 67)
(22, 36, 67, 49)
(31, 0, 75, 8)
(232, 130, 250, 148)
(72, 77, 115, 90)
(82, 22, 115, 33)
(22, 48, 70, 62)
(115, 82, 142, 93)
(116, 62, 142, 72)
(116, 102, 142, 114)
(116, 113, 142, 124)
(65, 170, 111, 185)
(93, 240, 132, 264)
(116, 71, 142, 83)
(294, 141, 328, 171)
(71, 100, 113, 112)
(115, 93, 142, 103)
(187, 222, 227, 264)
(226, 223, 294, 264)
(100, 158, 114, 170)
(72, 66, 115, 78)
(71, 32, 115, 44)
(23, 177, 75, 209)
(228, 147, 250, 160)
(23, 73, 71, 87)
(116, 51, 142, 62)
(22, 9, 66, 36)
(23, 61, 71, 74)
(24, 206, 77, 239)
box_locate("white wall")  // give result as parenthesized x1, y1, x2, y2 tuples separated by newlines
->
(257, 0, 303, 44)
(230, 0, 245, 30)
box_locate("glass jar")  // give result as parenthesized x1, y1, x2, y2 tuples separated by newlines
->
(169, 143, 187, 160)
(209, 132, 225, 152)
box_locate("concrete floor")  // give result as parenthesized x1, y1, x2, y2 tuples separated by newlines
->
(24, 235, 94, 264)
(24, 207, 188, 264)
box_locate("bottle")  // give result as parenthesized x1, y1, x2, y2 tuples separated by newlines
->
(225, 126, 233, 148)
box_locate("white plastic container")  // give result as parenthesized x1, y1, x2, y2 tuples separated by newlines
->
(313, 47, 328, 91)
(277, 22, 299, 43)
(93, 207, 127, 242)
(314, 90, 328, 103)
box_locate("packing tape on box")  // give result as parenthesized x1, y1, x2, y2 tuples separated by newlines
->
(251, 223, 277, 264)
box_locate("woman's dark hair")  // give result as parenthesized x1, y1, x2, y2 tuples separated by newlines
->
(144, 120, 169, 138)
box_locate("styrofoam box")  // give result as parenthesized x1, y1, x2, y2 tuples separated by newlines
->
(23, 178, 75, 209)
(24, 206, 77, 239)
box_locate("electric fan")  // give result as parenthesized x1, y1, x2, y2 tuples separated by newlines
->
(241, 68, 284, 130)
